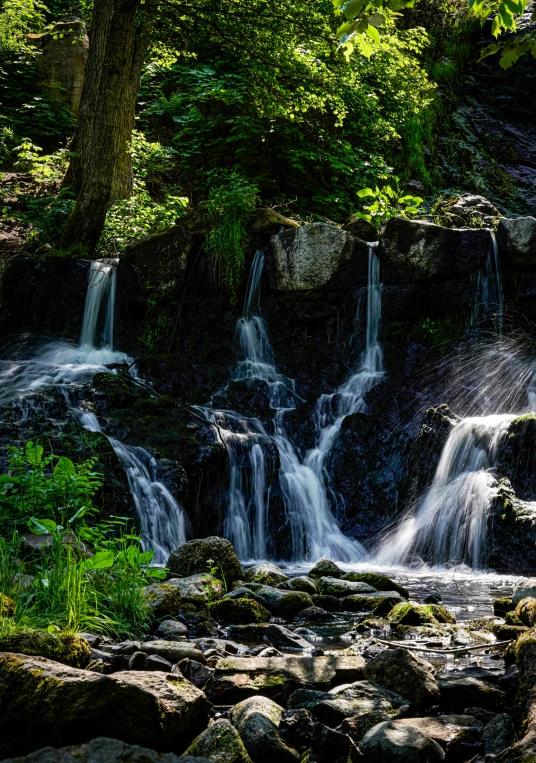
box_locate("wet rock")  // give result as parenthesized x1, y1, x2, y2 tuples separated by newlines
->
(380, 217, 490, 284)
(142, 583, 183, 618)
(423, 593, 442, 605)
(497, 665, 519, 703)
(0, 631, 90, 668)
(143, 641, 206, 665)
(244, 563, 288, 587)
(515, 597, 536, 627)
(492, 623, 529, 641)
(438, 676, 505, 712)
(360, 720, 446, 762)
(167, 537, 243, 584)
(193, 638, 243, 655)
(341, 592, 405, 615)
(209, 598, 270, 625)
(395, 715, 483, 759)
(229, 695, 300, 763)
(342, 215, 378, 242)
(186, 718, 253, 763)
(364, 649, 440, 709)
(309, 722, 352, 763)
(279, 708, 315, 751)
(316, 576, 377, 597)
(338, 710, 392, 744)
(483, 713, 515, 755)
(340, 572, 409, 599)
(294, 606, 335, 623)
(266, 624, 312, 650)
(269, 223, 368, 291)
(388, 603, 438, 626)
(155, 620, 189, 640)
(428, 605, 456, 624)
(277, 576, 318, 595)
(311, 594, 341, 611)
(126, 224, 195, 294)
(0, 653, 211, 757)
(228, 624, 268, 641)
(167, 574, 224, 605)
(145, 654, 173, 672)
(128, 651, 147, 671)
(497, 216, 536, 267)
(226, 584, 314, 618)
(308, 560, 344, 579)
(289, 681, 406, 726)
(437, 194, 500, 228)
(494, 597, 515, 617)
(175, 659, 214, 689)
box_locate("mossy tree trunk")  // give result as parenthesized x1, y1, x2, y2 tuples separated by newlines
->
(61, 0, 152, 253)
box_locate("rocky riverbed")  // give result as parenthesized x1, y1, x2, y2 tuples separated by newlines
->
(3, 535, 536, 762)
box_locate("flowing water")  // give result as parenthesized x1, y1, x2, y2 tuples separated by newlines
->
(0, 260, 187, 564)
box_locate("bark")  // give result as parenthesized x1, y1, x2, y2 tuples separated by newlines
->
(61, 0, 152, 252)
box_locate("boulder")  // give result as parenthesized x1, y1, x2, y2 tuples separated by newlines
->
(388, 603, 438, 626)
(316, 576, 377, 597)
(341, 593, 404, 615)
(483, 713, 516, 755)
(515, 597, 536, 627)
(497, 216, 536, 268)
(311, 595, 340, 611)
(308, 722, 352, 763)
(209, 598, 270, 625)
(142, 583, 183, 618)
(269, 223, 369, 291)
(427, 605, 456, 624)
(380, 217, 490, 284)
(167, 537, 242, 583)
(229, 696, 300, 763)
(513, 583, 536, 605)
(289, 681, 407, 726)
(126, 225, 195, 294)
(279, 708, 315, 751)
(225, 585, 314, 617)
(155, 620, 189, 640)
(340, 572, 409, 598)
(0, 736, 213, 762)
(338, 710, 392, 744)
(186, 719, 253, 763)
(167, 575, 224, 605)
(0, 631, 90, 668)
(364, 649, 440, 709)
(294, 607, 335, 623)
(0, 653, 210, 756)
(143, 641, 207, 665)
(360, 721, 445, 762)
(145, 655, 173, 672)
(265, 624, 312, 651)
(244, 563, 288, 587)
(342, 215, 378, 242)
(438, 676, 505, 712)
(277, 576, 318, 595)
(308, 560, 344, 579)
(437, 194, 500, 228)
(394, 715, 483, 759)
(248, 208, 300, 237)
(494, 598, 515, 617)
(176, 659, 214, 690)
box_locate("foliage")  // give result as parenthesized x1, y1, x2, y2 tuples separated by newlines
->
(333, 0, 416, 58)
(469, 0, 536, 68)
(354, 175, 423, 226)
(205, 172, 259, 304)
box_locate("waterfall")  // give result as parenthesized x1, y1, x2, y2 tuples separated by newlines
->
(471, 231, 503, 332)
(375, 415, 515, 568)
(80, 260, 117, 350)
(203, 246, 382, 562)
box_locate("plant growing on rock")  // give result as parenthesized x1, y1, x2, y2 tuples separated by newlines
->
(354, 175, 424, 227)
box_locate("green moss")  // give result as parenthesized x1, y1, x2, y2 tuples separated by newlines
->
(515, 598, 536, 628)
(426, 604, 456, 624)
(355, 618, 389, 633)
(388, 602, 438, 626)
(92, 372, 134, 406)
(340, 572, 408, 599)
(493, 597, 515, 617)
(209, 597, 270, 625)
(141, 582, 182, 618)
(0, 630, 91, 668)
(0, 593, 15, 617)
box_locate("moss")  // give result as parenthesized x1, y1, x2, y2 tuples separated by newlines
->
(141, 582, 182, 618)
(209, 598, 270, 625)
(92, 372, 134, 406)
(506, 611, 524, 626)
(492, 623, 529, 641)
(308, 560, 344, 579)
(426, 604, 456, 624)
(340, 572, 408, 599)
(494, 597, 515, 617)
(355, 618, 390, 633)
(388, 602, 438, 626)
(515, 598, 536, 628)
(0, 594, 15, 617)
(0, 631, 91, 668)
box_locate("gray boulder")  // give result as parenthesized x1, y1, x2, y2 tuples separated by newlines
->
(167, 574, 223, 605)
(244, 562, 288, 586)
(277, 576, 318, 595)
(266, 624, 312, 650)
(513, 582, 536, 605)
(126, 225, 195, 295)
(225, 584, 314, 617)
(317, 576, 377, 597)
(141, 583, 183, 618)
(394, 715, 483, 759)
(363, 649, 440, 709)
(497, 216, 536, 267)
(360, 721, 445, 762)
(175, 659, 214, 690)
(438, 676, 505, 712)
(483, 713, 516, 755)
(167, 537, 243, 583)
(229, 696, 300, 763)
(308, 559, 344, 579)
(143, 640, 207, 664)
(155, 620, 189, 640)
(186, 719, 253, 763)
(438, 194, 500, 228)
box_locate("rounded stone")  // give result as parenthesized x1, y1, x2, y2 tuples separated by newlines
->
(167, 537, 243, 583)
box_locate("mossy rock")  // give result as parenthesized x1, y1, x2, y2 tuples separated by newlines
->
(388, 603, 438, 626)
(186, 717, 253, 763)
(341, 594, 403, 616)
(427, 604, 456, 624)
(355, 618, 390, 634)
(308, 560, 344, 579)
(491, 623, 529, 641)
(92, 372, 134, 406)
(167, 536, 243, 584)
(493, 597, 515, 617)
(0, 594, 14, 617)
(141, 582, 182, 618)
(0, 630, 90, 668)
(277, 576, 317, 595)
(244, 563, 288, 587)
(311, 595, 340, 612)
(505, 611, 524, 625)
(341, 572, 409, 599)
(209, 598, 270, 625)
(515, 597, 536, 627)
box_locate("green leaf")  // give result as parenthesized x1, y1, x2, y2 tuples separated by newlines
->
(85, 550, 115, 570)
(365, 24, 381, 44)
(357, 187, 375, 198)
(146, 567, 167, 579)
(54, 456, 76, 480)
(29, 517, 56, 535)
(25, 442, 43, 467)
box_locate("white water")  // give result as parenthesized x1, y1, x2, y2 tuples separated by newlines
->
(471, 231, 503, 332)
(203, 247, 383, 562)
(0, 260, 187, 564)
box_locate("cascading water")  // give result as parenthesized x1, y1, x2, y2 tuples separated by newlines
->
(471, 231, 503, 332)
(203, 246, 383, 562)
(0, 260, 187, 564)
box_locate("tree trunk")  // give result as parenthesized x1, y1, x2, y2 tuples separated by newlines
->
(61, 0, 151, 252)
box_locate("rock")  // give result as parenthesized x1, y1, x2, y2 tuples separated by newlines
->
(289, 681, 407, 726)
(388, 603, 438, 626)
(341, 593, 405, 615)
(0, 593, 14, 617)
(255, 647, 283, 658)
(423, 594, 442, 605)
(167, 575, 224, 605)
(226, 585, 314, 618)
(228, 624, 268, 641)
(126, 225, 195, 294)
(186, 718, 253, 763)
(0, 631, 90, 668)
(277, 576, 318, 595)
(145, 654, 173, 672)
(427, 605, 456, 624)
(0, 736, 212, 762)
(269, 223, 368, 291)
(129, 651, 147, 671)
(155, 620, 189, 640)
(360, 720, 446, 762)
(248, 207, 300, 237)
(483, 713, 516, 755)
(438, 676, 505, 712)
(515, 597, 536, 627)
(316, 576, 377, 597)
(167, 537, 242, 584)
(311, 595, 340, 611)
(244, 563, 288, 587)
(439, 194, 500, 228)
(209, 598, 270, 625)
(229, 696, 300, 763)
(176, 659, 214, 690)
(497, 216, 536, 267)
(364, 649, 440, 709)
(338, 710, 392, 743)
(340, 572, 409, 599)
(309, 722, 352, 763)
(142, 583, 183, 618)
(497, 665, 519, 703)
(394, 715, 483, 759)
(380, 217, 490, 284)
(342, 215, 378, 242)
(308, 560, 344, 579)
(99, 641, 142, 657)
(294, 606, 335, 623)
(492, 623, 529, 641)
(0, 653, 211, 756)
(266, 624, 312, 651)
(208, 656, 365, 704)
(143, 641, 207, 664)
(279, 708, 315, 751)
(494, 598, 515, 617)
